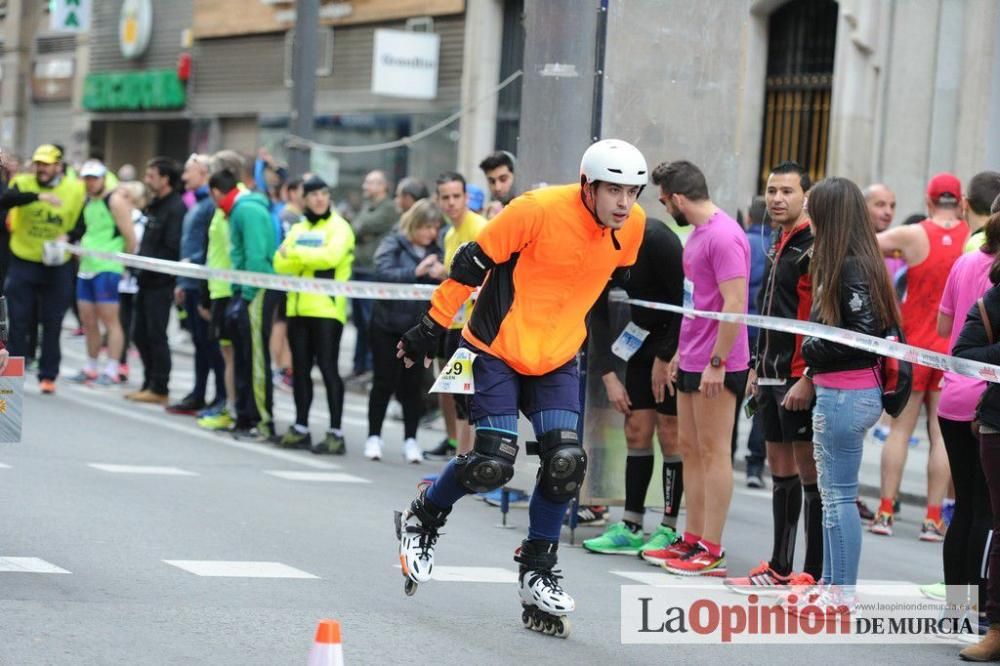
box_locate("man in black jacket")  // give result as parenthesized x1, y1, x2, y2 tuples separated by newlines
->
(126, 157, 185, 404)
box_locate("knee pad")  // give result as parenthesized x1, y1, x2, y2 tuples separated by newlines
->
(455, 429, 518, 493)
(535, 429, 588, 503)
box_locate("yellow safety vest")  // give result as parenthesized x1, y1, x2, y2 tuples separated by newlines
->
(8, 173, 87, 263)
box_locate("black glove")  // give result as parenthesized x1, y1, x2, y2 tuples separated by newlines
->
(399, 313, 445, 367)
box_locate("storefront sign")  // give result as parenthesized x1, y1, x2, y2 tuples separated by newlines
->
(119, 0, 153, 60)
(83, 70, 186, 111)
(371, 29, 439, 100)
(51, 0, 91, 33)
(32, 58, 75, 102)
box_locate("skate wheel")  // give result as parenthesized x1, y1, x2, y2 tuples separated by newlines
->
(555, 617, 571, 639)
(521, 609, 532, 626)
(404, 578, 418, 596)
(543, 619, 556, 635)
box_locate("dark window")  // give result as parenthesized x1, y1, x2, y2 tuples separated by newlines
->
(494, 0, 525, 154)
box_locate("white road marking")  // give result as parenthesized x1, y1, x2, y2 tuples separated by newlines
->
(163, 560, 319, 579)
(0, 557, 71, 574)
(56, 386, 340, 470)
(393, 564, 518, 583)
(0, 463, 10, 469)
(88, 463, 198, 476)
(265, 470, 369, 483)
(610, 570, 707, 587)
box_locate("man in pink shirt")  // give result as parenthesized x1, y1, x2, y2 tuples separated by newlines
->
(649, 160, 750, 577)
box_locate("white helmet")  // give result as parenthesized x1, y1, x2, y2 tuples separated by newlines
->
(580, 139, 648, 187)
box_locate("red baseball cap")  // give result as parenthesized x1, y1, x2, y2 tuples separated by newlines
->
(926, 172, 962, 204)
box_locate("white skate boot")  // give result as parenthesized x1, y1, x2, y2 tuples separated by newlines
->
(515, 539, 573, 638)
(395, 488, 450, 596)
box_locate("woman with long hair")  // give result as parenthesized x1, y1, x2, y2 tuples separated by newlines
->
(797, 177, 901, 609)
(365, 199, 446, 463)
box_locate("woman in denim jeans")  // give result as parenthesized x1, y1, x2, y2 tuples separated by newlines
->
(799, 178, 902, 608)
(953, 263, 1000, 661)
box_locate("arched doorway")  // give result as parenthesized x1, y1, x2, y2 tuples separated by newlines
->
(757, 0, 839, 191)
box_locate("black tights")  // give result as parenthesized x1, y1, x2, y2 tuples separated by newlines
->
(368, 324, 423, 440)
(288, 317, 344, 429)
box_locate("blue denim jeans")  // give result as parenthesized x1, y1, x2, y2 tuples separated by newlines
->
(812, 385, 882, 590)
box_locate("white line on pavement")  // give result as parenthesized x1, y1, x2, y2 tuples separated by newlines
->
(0, 462, 10, 469)
(0, 557, 72, 574)
(54, 385, 341, 470)
(163, 560, 320, 579)
(265, 470, 370, 483)
(88, 463, 198, 476)
(392, 564, 518, 583)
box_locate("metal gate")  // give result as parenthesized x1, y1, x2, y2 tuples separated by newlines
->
(757, 0, 838, 191)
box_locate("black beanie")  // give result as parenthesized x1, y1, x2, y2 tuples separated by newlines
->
(303, 176, 329, 195)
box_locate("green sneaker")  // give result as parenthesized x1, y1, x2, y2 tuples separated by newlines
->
(640, 525, 680, 554)
(279, 428, 312, 450)
(920, 582, 946, 601)
(582, 522, 644, 555)
(197, 409, 234, 431)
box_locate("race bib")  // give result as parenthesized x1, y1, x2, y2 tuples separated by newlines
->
(0, 357, 24, 443)
(430, 347, 476, 394)
(683, 278, 695, 319)
(611, 322, 650, 361)
(42, 241, 69, 266)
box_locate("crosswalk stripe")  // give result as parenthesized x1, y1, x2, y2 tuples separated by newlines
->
(0, 463, 10, 469)
(393, 565, 517, 583)
(89, 463, 198, 476)
(265, 470, 370, 483)
(0, 557, 71, 574)
(164, 560, 319, 578)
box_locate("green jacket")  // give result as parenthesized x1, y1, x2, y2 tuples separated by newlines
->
(273, 210, 355, 322)
(352, 196, 398, 269)
(228, 191, 275, 302)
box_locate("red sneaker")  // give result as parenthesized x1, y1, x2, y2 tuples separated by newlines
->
(664, 546, 727, 577)
(641, 537, 694, 566)
(39, 379, 56, 395)
(725, 562, 817, 595)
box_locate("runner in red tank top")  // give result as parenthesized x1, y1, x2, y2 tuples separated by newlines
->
(872, 173, 969, 541)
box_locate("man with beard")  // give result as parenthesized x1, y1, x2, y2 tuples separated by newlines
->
(479, 151, 517, 220)
(3, 144, 86, 394)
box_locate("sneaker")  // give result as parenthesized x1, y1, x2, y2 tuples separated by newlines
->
(919, 518, 946, 542)
(364, 435, 384, 460)
(232, 426, 270, 442)
(639, 525, 680, 555)
(746, 470, 766, 489)
(943, 501, 956, 527)
(403, 438, 423, 464)
(870, 511, 893, 536)
(642, 537, 695, 566)
(70, 369, 98, 384)
(724, 561, 817, 595)
(279, 428, 312, 450)
(664, 545, 727, 577)
(920, 582, 946, 601)
(165, 394, 205, 415)
(582, 522, 645, 555)
(872, 424, 890, 442)
(273, 369, 293, 393)
(785, 588, 855, 620)
(856, 498, 875, 521)
(197, 409, 234, 431)
(481, 488, 530, 508)
(93, 374, 118, 388)
(118, 363, 130, 384)
(39, 379, 56, 395)
(423, 438, 457, 461)
(196, 400, 226, 419)
(568, 505, 608, 527)
(313, 432, 346, 455)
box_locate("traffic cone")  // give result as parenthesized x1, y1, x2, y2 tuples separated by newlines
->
(308, 619, 344, 666)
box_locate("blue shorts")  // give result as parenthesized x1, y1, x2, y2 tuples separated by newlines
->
(76, 272, 121, 304)
(462, 340, 580, 422)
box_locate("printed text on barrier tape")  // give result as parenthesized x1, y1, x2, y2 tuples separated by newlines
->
(620, 295, 1000, 385)
(62, 245, 438, 300)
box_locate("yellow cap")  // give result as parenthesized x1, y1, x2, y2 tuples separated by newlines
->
(32, 144, 62, 165)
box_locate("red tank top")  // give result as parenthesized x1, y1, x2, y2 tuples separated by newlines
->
(900, 219, 969, 351)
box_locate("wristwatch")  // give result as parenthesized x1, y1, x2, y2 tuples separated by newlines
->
(710, 355, 724, 369)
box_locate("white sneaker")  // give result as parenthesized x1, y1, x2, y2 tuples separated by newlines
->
(403, 438, 423, 464)
(364, 435, 384, 461)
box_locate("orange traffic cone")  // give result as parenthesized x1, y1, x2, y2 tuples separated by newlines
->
(308, 619, 344, 666)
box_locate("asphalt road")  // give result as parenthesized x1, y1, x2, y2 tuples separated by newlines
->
(0, 333, 971, 665)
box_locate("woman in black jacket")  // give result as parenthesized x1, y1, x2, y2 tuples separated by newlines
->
(365, 199, 446, 463)
(797, 177, 901, 611)
(953, 260, 1000, 661)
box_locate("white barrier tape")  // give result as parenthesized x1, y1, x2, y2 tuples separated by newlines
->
(64, 245, 1000, 383)
(620, 295, 1000, 385)
(61, 244, 438, 301)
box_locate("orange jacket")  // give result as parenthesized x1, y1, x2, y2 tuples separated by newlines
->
(429, 184, 644, 375)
